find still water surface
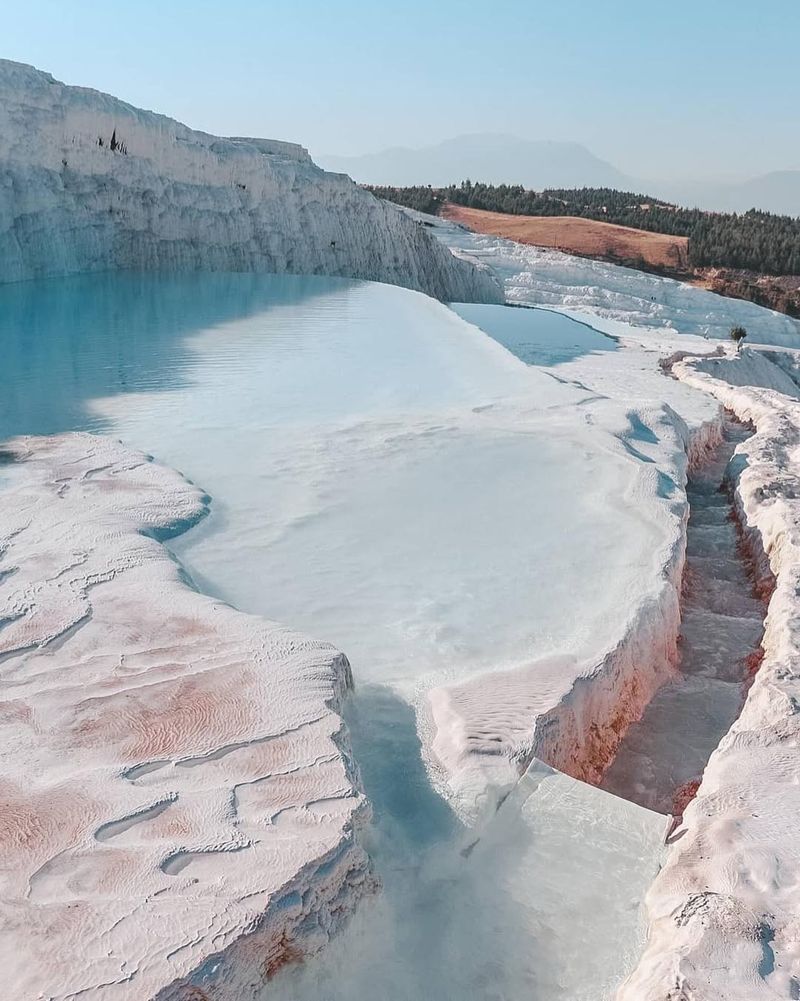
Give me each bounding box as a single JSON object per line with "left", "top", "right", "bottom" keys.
{"left": 0, "top": 272, "right": 662, "bottom": 1000}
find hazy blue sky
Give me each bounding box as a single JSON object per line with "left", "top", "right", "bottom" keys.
{"left": 4, "top": 0, "right": 799, "bottom": 180}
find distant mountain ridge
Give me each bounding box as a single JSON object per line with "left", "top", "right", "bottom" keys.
{"left": 317, "top": 133, "right": 634, "bottom": 190}
{"left": 667, "top": 171, "right": 800, "bottom": 218}
{"left": 317, "top": 134, "right": 800, "bottom": 218}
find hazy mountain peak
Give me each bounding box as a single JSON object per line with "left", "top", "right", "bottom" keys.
{"left": 315, "top": 133, "right": 800, "bottom": 217}
{"left": 316, "top": 133, "right": 633, "bottom": 189}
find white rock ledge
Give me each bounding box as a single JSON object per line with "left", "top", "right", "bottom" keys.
{"left": 0, "top": 433, "right": 371, "bottom": 1001}
{"left": 426, "top": 411, "right": 725, "bottom": 822}
{"left": 621, "top": 348, "right": 800, "bottom": 999}
{"left": 0, "top": 60, "right": 501, "bottom": 304}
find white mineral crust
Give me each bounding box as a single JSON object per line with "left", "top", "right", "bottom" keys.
{"left": 620, "top": 347, "right": 800, "bottom": 999}
{"left": 0, "top": 60, "right": 500, "bottom": 303}
{"left": 0, "top": 433, "right": 371, "bottom": 1001}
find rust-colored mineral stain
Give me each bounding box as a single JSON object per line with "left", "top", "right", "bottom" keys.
{"left": 672, "top": 778, "right": 702, "bottom": 819}
{"left": 72, "top": 671, "right": 257, "bottom": 760}
{"left": 743, "top": 648, "right": 765, "bottom": 682}
{"left": 176, "top": 988, "right": 211, "bottom": 1001}
{"left": 263, "top": 932, "right": 306, "bottom": 979}
{"left": 168, "top": 615, "right": 216, "bottom": 639}
{"left": 0, "top": 699, "right": 33, "bottom": 724}
{"left": 0, "top": 781, "right": 94, "bottom": 864}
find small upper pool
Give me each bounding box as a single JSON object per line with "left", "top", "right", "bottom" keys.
{"left": 450, "top": 302, "right": 616, "bottom": 366}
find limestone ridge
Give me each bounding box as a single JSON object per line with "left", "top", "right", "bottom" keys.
{"left": 0, "top": 60, "right": 501, "bottom": 302}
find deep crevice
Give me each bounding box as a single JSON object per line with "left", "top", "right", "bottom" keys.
{"left": 600, "top": 413, "right": 775, "bottom": 818}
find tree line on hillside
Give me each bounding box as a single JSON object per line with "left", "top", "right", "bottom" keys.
{"left": 689, "top": 213, "right": 800, "bottom": 274}
{"left": 448, "top": 182, "right": 704, "bottom": 237}
{"left": 366, "top": 181, "right": 800, "bottom": 276}
{"left": 366, "top": 185, "right": 446, "bottom": 215}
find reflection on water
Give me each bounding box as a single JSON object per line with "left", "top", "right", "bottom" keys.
{"left": 0, "top": 271, "right": 344, "bottom": 439}
{"left": 450, "top": 302, "right": 616, "bottom": 367}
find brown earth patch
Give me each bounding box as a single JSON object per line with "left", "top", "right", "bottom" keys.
{"left": 441, "top": 203, "right": 800, "bottom": 319}
{"left": 693, "top": 268, "right": 800, "bottom": 319}
{"left": 441, "top": 203, "right": 690, "bottom": 272}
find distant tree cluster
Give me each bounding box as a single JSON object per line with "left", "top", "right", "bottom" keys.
{"left": 369, "top": 180, "right": 800, "bottom": 276}
{"left": 688, "top": 210, "right": 800, "bottom": 274}
{"left": 445, "top": 181, "right": 704, "bottom": 237}
{"left": 365, "top": 184, "right": 444, "bottom": 215}
{"left": 730, "top": 325, "right": 747, "bottom": 352}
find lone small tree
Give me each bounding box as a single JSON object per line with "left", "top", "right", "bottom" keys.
{"left": 730, "top": 325, "right": 747, "bottom": 353}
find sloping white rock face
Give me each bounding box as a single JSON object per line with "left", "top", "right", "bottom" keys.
{"left": 620, "top": 348, "right": 800, "bottom": 999}
{"left": 688, "top": 343, "right": 800, "bottom": 399}
{"left": 0, "top": 433, "right": 370, "bottom": 1001}
{"left": 420, "top": 210, "right": 800, "bottom": 344}
{"left": 425, "top": 404, "right": 723, "bottom": 820}
{"left": 0, "top": 60, "right": 500, "bottom": 302}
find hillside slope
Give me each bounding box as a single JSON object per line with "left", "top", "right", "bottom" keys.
{"left": 441, "top": 202, "right": 800, "bottom": 317}
{"left": 442, "top": 203, "right": 690, "bottom": 272}
{"left": 0, "top": 61, "right": 499, "bottom": 302}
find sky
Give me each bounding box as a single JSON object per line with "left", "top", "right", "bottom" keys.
{"left": 4, "top": 0, "right": 799, "bottom": 181}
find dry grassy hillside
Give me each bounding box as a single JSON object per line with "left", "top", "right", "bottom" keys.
{"left": 441, "top": 203, "right": 690, "bottom": 273}
{"left": 441, "top": 202, "right": 800, "bottom": 317}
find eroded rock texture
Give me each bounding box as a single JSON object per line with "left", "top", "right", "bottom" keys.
{"left": 0, "top": 433, "right": 371, "bottom": 1001}
{"left": 0, "top": 60, "right": 500, "bottom": 303}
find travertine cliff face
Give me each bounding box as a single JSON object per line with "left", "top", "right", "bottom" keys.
{"left": 0, "top": 60, "right": 500, "bottom": 302}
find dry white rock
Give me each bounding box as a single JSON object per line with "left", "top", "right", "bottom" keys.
{"left": 0, "top": 60, "right": 500, "bottom": 303}
{"left": 620, "top": 347, "right": 800, "bottom": 999}
{"left": 0, "top": 433, "right": 371, "bottom": 1001}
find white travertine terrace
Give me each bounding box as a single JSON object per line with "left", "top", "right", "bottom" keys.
{"left": 425, "top": 409, "right": 725, "bottom": 820}
{"left": 0, "top": 60, "right": 500, "bottom": 303}
{"left": 421, "top": 210, "right": 800, "bottom": 344}
{"left": 620, "top": 347, "right": 800, "bottom": 999}
{"left": 6, "top": 127, "right": 800, "bottom": 995}
{"left": 0, "top": 433, "right": 370, "bottom": 1001}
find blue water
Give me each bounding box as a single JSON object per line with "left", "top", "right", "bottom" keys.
{"left": 0, "top": 272, "right": 644, "bottom": 695}
{"left": 0, "top": 271, "right": 358, "bottom": 440}
{"left": 0, "top": 272, "right": 662, "bottom": 1001}
{"left": 450, "top": 302, "right": 616, "bottom": 366}
{"left": 0, "top": 276, "right": 613, "bottom": 441}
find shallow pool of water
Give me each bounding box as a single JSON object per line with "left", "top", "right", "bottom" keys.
{"left": 0, "top": 271, "right": 666, "bottom": 1000}
{"left": 449, "top": 302, "right": 616, "bottom": 367}
{"left": 0, "top": 271, "right": 652, "bottom": 696}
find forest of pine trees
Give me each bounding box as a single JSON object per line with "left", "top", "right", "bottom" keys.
{"left": 366, "top": 185, "right": 445, "bottom": 215}
{"left": 366, "top": 181, "right": 800, "bottom": 276}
